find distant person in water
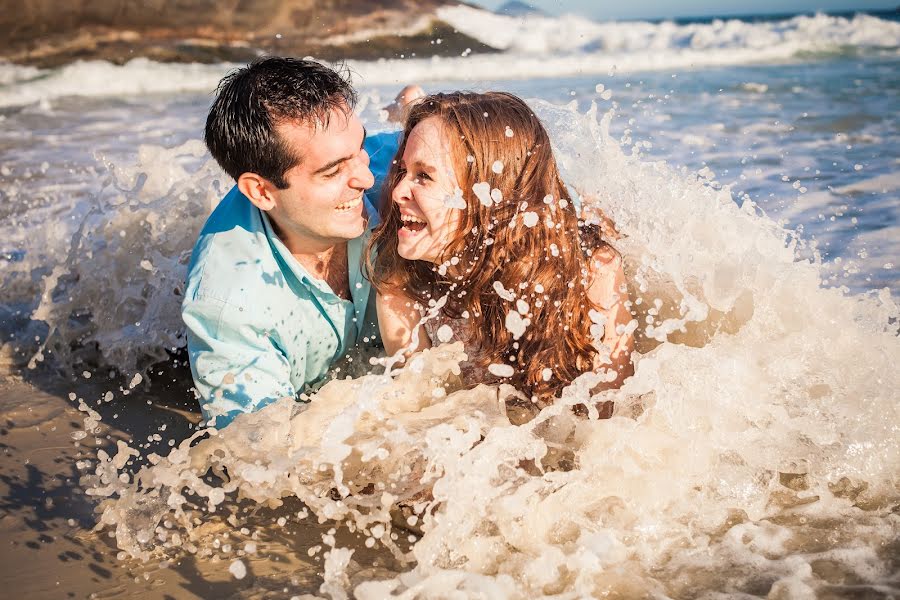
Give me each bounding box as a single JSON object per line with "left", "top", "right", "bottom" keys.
{"left": 182, "top": 56, "right": 422, "bottom": 428}
{"left": 368, "top": 92, "right": 634, "bottom": 407}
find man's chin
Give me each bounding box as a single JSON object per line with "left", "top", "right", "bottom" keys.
{"left": 336, "top": 218, "right": 367, "bottom": 240}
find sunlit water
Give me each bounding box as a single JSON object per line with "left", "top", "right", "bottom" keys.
{"left": 1, "top": 10, "right": 898, "bottom": 599}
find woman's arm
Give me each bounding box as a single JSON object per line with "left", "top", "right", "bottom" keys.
{"left": 586, "top": 245, "right": 635, "bottom": 387}
{"left": 377, "top": 289, "right": 432, "bottom": 358}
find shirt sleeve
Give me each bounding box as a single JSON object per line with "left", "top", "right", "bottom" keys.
{"left": 182, "top": 293, "right": 297, "bottom": 429}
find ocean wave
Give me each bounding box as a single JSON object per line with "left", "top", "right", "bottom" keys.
{"left": 0, "top": 12, "right": 897, "bottom": 107}
{"left": 0, "top": 58, "right": 234, "bottom": 108}
{"left": 437, "top": 7, "right": 900, "bottom": 56}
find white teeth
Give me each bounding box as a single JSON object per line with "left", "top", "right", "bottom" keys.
{"left": 400, "top": 214, "right": 426, "bottom": 224}
{"left": 335, "top": 196, "right": 362, "bottom": 211}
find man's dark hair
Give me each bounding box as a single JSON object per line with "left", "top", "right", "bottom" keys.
{"left": 204, "top": 57, "right": 357, "bottom": 189}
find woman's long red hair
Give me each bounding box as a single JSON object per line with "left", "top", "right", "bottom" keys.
{"left": 367, "top": 91, "right": 608, "bottom": 402}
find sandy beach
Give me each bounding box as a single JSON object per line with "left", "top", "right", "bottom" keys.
{"left": 0, "top": 366, "right": 412, "bottom": 598}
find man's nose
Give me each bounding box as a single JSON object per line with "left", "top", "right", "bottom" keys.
{"left": 349, "top": 149, "right": 375, "bottom": 190}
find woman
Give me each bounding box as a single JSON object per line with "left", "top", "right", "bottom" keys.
{"left": 367, "top": 92, "right": 633, "bottom": 406}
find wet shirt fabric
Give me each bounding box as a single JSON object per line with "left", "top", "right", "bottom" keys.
{"left": 182, "top": 131, "right": 399, "bottom": 428}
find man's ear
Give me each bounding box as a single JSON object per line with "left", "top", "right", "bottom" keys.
{"left": 237, "top": 172, "right": 277, "bottom": 211}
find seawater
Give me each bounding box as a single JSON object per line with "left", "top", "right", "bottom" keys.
{"left": 0, "top": 10, "right": 898, "bottom": 599}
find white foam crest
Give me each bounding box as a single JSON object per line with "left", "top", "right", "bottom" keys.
{"left": 346, "top": 42, "right": 889, "bottom": 85}
{"left": 0, "top": 58, "right": 235, "bottom": 108}
{"left": 0, "top": 61, "right": 42, "bottom": 85}
{"left": 81, "top": 101, "right": 899, "bottom": 596}
{"left": 437, "top": 7, "right": 900, "bottom": 56}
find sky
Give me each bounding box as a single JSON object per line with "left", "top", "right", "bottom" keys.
{"left": 468, "top": 0, "right": 898, "bottom": 21}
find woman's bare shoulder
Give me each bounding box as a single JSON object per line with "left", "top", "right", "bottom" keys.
{"left": 587, "top": 243, "right": 626, "bottom": 310}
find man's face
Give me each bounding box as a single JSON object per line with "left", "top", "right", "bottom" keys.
{"left": 267, "top": 107, "right": 374, "bottom": 250}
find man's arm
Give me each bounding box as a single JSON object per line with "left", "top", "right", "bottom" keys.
{"left": 383, "top": 84, "right": 425, "bottom": 123}
{"left": 183, "top": 294, "right": 296, "bottom": 429}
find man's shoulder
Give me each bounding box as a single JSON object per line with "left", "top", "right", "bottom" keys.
{"left": 364, "top": 130, "right": 401, "bottom": 218}
{"left": 197, "top": 185, "right": 261, "bottom": 240}
{"left": 185, "top": 186, "right": 280, "bottom": 304}
{"left": 365, "top": 130, "right": 400, "bottom": 162}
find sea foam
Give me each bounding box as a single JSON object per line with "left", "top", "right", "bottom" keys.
{"left": 72, "top": 101, "right": 900, "bottom": 597}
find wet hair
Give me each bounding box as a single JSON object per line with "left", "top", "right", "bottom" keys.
{"left": 204, "top": 56, "right": 357, "bottom": 189}
{"left": 368, "top": 91, "right": 610, "bottom": 402}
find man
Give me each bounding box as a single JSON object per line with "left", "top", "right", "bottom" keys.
{"left": 183, "top": 57, "right": 420, "bottom": 428}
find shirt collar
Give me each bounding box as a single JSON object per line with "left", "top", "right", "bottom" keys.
{"left": 258, "top": 203, "right": 376, "bottom": 309}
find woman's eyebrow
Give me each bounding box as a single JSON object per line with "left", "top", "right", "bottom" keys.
{"left": 409, "top": 159, "right": 436, "bottom": 172}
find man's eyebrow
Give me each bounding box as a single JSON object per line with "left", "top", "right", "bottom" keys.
{"left": 312, "top": 127, "right": 367, "bottom": 175}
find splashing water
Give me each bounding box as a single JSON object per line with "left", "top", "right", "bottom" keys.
{"left": 19, "top": 140, "right": 222, "bottom": 375}
{"left": 70, "top": 102, "right": 900, "bottom": 597}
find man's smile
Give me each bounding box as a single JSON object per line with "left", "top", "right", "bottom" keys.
{"left": 335, "top": 194, "right": 363, "bottom": 212}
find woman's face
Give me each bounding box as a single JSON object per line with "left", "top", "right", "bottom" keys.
{"left": 392, "top": 116, "right": 463, "bottom": 264}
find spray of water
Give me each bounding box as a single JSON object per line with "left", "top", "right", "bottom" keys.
{"left": 53, "top": 101, "right": 900, "bottom": 597}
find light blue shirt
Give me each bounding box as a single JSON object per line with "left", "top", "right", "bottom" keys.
{"left": 182, "top": 131, "right": 398, "bottom": 428}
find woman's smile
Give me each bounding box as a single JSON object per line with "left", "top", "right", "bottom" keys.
{"left": 399, "top": 212, "right": 428, "bottom": 234}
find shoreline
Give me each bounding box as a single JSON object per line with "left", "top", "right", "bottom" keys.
{"left": 1, "top": 0, "right": 499, "bottom": 70}
{"left": 1, "top": 20, "right": 499, "bottom": 70}
{"left": 2, "top": 5, "right": 897, "bottom": 70}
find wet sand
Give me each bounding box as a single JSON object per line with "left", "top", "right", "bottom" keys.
{"left": 0, "top": 367, "right": 400, "bottom": 599}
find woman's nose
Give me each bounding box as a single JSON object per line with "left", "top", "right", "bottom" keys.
{"left": 392, "top": 174, "right": 410, "bottom": 204}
